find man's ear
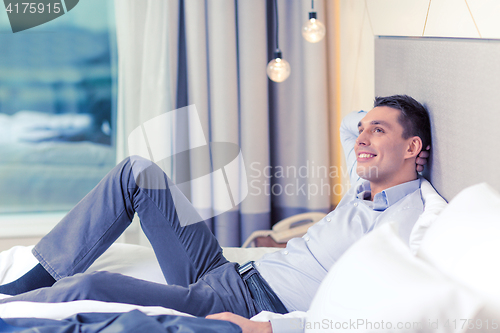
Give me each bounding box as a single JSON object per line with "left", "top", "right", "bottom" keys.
{"left": 405, "top": 136, "right": 423, "bottom": 159}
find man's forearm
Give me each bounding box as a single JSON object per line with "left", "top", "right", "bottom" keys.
{"left": 206, "top": 312, "right": 273, "bottom": 333}
{"left": 207, "top": 312, "right": 307, "bottom": 333}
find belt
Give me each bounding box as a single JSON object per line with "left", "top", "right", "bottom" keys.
{"left": 237, "top": 261, "right": 288, "bottom": 314}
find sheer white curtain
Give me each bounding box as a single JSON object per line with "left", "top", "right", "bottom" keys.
{"left": 115, "top": 0, "right": 331, "bottom": 247}
{"left": 115, "top": 1, "right": 179, "bottom": 163}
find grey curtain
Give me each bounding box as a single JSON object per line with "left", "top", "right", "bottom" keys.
{"left": 116, "top": 0, "right": 331, "bottom": 246}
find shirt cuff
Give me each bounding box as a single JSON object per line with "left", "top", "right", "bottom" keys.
{"left": 270, "top": 318, "right": 306, "bottom": 333}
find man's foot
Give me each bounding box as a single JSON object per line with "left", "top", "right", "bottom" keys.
{"left": 0, "top": 263, "right": 56, "bottom": 295}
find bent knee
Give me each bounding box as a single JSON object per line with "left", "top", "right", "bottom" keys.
{"left": 129, "top": 156, "right": 169, "bottom": 190}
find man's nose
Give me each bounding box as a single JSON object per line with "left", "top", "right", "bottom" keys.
{"left": 356, "top": 131, "right": 370, "bottom": 146}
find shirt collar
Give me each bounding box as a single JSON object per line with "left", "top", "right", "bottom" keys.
{"left": 356, "top": 178, "right": 421, "bottom": 211}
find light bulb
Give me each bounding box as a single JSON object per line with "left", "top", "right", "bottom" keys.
{"left": 267, "top": 51, "right": 291, "bottom": 82}
{"left": 302, "top": 12, "right": 326, "bottom": 43}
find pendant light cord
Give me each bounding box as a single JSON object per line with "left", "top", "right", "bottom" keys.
{"left": 311, "top": 0, "right": 314, "bottom": 10}
{"left": 274, "top": 0, "right": 279, "bottom": 51}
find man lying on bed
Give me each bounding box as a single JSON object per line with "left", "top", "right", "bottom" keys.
{"left": 0, "top": 95, "right": 431, "bottom": 333}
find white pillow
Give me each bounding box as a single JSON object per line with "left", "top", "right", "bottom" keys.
{"left": 418, "top": 182, "right": 500, "bottom": 300}
{"left": 0, "top": 244, "right": 168, "bottom": 285}
{"left": 307, "top": 223, "right": 484, "bottom": 332}
{"left": 222, "top": 247, "right": 280, "bottom": 264}
{"left": 408, "top": 178, "right": 447, "bottom": 254}
{"left": 87, "top": 243, "right": 166, "bottom": 284}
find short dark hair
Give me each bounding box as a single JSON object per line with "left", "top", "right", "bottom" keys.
{"left": 374, "top": 95, "right": 431, "bottom": 151}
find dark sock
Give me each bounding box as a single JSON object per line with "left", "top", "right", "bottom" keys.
{"left": 0, "top": 263, "right": 56, "bottom": 295}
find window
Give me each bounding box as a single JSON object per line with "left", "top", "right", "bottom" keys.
{"left": 0, "top": 0, "right": 117, "bottom": 235}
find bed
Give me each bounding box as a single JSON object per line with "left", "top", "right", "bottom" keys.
{"left": 0, "top": 244, "right": 280, "bottom": 319}
{"left": 0, "top": 179, "right": 464, "bottom": 332}
{"left": 3, "top": 178, "right": 499, "bottom": 332}
{"left": 0, "top": 244, "right": 288, "bottom": 333}
{"left": 2, "top": 36, "right": 500, "bottom": 331}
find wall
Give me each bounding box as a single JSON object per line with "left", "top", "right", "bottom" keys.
{"left": 332, "top": 0, "right": 500, "bottom": 188}
{"left": 339, "top": 0, "right": 500, "bottom": 116}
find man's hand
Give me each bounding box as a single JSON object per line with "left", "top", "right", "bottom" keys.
{"left": 416, "top": 145, "right": 430, "bottom": 172}
{"left": 206, "top": 312, "right": 272, "bottom": 333}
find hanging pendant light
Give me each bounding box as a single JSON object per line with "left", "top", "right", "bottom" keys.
{"left": 267, "top": 0, "right": 290, "bottom": 82}
{"left": 267, "top": 50, "right": 291, "bottom": 83}
{"left": 302, "top": 0, "right": 326, "bottom": 43}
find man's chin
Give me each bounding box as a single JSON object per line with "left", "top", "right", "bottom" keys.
{"left": 356, "top": 166, "right": 380, "bottom": 180}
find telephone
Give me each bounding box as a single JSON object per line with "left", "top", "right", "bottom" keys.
{"left": 241, "top": 212, "right": 327, "bottom": 248}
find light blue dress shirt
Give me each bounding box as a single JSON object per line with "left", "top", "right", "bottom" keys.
{"left": 255, "top": 110, "right": 424, "bottom": 316}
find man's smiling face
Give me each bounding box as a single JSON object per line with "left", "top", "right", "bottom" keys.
{"left": 355, "top": 106, "right": 414, "bottom": 187}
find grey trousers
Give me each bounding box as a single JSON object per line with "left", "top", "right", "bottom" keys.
{"left": 0, "top": 157, "right": 258, "bottom": 318}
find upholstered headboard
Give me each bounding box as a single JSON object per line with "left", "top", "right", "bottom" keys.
{"left": 375, "top": 36, "right": 500, "bottom": 201}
